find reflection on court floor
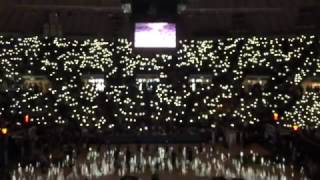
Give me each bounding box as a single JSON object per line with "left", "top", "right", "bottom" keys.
{"left": 11, "top": 144, "right": 308, "bottom": 180}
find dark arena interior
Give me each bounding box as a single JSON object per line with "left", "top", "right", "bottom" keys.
{"left": 0, "top": 0, "right": 320, "bottom": 179}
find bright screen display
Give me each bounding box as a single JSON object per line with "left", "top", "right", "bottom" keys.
{"left": 134, "top": 22, "right": 176, "bottom": 48}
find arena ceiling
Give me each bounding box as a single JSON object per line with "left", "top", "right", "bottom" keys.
{"left": 0, "top": 0, "right": 319, "bottom": 38}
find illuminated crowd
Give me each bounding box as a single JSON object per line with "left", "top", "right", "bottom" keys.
{"left": 0, "top": 35, "right": 320, "bottom": 131}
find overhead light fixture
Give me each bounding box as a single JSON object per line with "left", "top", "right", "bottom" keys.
{"left": 177, "top": 0, "right": 187, "bottom": 14}
{"left": 121, "top": 0, "right": 132, "bottom": 14}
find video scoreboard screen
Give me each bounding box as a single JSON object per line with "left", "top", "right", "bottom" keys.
{"left": 134, "top": 22, "right": 176, "bottom": 48}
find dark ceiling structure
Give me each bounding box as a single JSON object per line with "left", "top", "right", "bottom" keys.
{"left": 0, "top": 0, "right": 319, "bottom": 37}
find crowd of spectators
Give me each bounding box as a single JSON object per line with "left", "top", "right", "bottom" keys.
{"left": 0, "top": 35, "right": 319, "bottom": 132}
{"left": 0, "top": 34, "right": 319, "bottom": 178}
